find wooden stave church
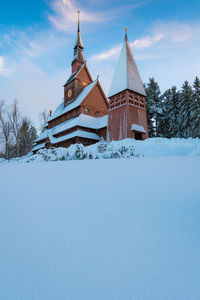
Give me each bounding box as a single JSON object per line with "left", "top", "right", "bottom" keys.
{"left": 32, "top": 15, "right": 149, "bottom": 154}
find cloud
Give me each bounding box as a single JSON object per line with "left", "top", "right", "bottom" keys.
{"left": 152, "top": 22, "right": 200, "bottom": 43}
{"left": 1, "top": 28, "right": 70, "bottom": 61}
{"left": 130, "top": 33, "right": 164, "bottom": 49}
{"left": 48, "top": 0, "right": 153, "bottom": 32}
{"left": 90, "top": 45, "right": 122, "bottom": 61}
{"left": 0, "top": 58, "right": 66, "bottom": 127}
{"left": 89, "top": 22, "right": 200, "bottom": 62}
{"left": 48, "top": 0, "right": 111, "bottom": 31}
{"left": 90, "top": 33, "right": 165, "bottom": 61}
{"left": 0, "top": 57, "right": 9, "bottom": 76}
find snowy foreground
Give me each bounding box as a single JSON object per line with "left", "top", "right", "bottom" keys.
{"left": 0, "top": 139, "right": 200, "bottom": 299}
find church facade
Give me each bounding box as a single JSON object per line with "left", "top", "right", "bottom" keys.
{"left": 32, "top": 16, "right": 148, "bottom": 154}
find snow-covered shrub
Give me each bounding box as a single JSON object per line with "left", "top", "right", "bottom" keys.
{"left": 97, "top": 137, "right": 107, "bottom": 153}
{"left": 118, "top": 146, "right": 128, "bottom": 155}
{"left": 88, "top": 153, "right": 93, "bottom": 159}
{"left": 17, "top": 137, "right": 200, "bottom": 163}
{"left": 110, "top": 151, "right": 121, "bottom": 159}
{"left": 128, "top": 145, "right": 135, "bottom": 157}
{"left": 73, "top": 144, "right": 88, "bottom": 160}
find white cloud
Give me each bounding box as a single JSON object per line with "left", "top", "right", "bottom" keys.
{"left": 152, "top": 22, "right": 200, "bottom": 43}
{"left": 90, "top": 45, "right": 122, "bottom": 61}
{"left": 89, "top": 21, "right": 200, "bottom": 62}
{"left": 0, "top": 58, "right": 66, "bottom": 127}
{"left": 130, "top": 33, "right": 164, "bottom": 49}
{"left": 48, "top": 0, "right": 111, "bottom": 31}
{"left": 90, "top": 33, "right": 165, "bottom": 61}
{"left": 2, "top": 28, "right": 70, "bottom": 61}
{"left": 0, "top": 57, "right": 9, "bottom": 76}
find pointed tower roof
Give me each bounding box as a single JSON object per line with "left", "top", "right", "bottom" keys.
{"left": 72, "top": 10, "right": 85, "bottom": 65}
{"left": 108, "top": 28, "right": 146, "bottom": 98}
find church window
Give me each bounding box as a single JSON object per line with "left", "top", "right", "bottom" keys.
{"left": 85, "top": 108, "right": 90, "bottom": 113}
{"left": 95, "top": 111, "right": 99, "bottom": 117}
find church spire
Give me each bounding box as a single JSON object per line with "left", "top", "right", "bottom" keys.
{"left": 72, "top": 10, "right": 85, "bottom": 71}
{"left": 108, "top": 28, "right": 146, "bottom": 97}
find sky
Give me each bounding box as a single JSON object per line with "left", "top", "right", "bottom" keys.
{"left": 0, "top": 0, "right": 200, "bottom": 127}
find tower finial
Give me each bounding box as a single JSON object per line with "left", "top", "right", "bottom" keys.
{"left": 77, "top": 10, "right": 80, "bottom": 32}
{"left": 125, "top": 27, "right": 128, "bottom": 41}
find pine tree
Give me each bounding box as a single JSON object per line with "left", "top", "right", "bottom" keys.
{"left": 160, "top": 89, "right": 171, "bottom": 138}
{"left": 191, "top": 77, "right": 200, "bottom": 137}
{"left": 18, "top": 118, "right": 37, "bottom": 156}
{"left": 145, "top": 78, "right": 162, "bottom": 137}
{"left": 179, "top": 81, "right": 193, "bottom": 138}
{"left": 166, "top": 86, "right": 180, "bottom": 137}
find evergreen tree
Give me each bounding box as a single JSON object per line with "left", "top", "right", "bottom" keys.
{"left": 18, "top": 118, "right": 37, "bottom": 156}
{"left": 160, "top": 89, "right": 171, "bottom": 138}
{"left": 191, "top": 77, "right": 200, "bottom": 137}
{"left": 145, "top": 78, "right": 162, "bottom": 137}
{"left": 179, "top": 81, "right": 193, "bottom": 138}
{"left": 166, "top": 86, "right": 180, "bottom": 137}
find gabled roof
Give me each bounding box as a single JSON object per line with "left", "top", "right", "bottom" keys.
{"left": 108, "top": 31, "right": 146, "bottom": 98}
{"left": 49, "top": 130, "right": 100, "bottom": 145}
{"left": 64, "top": 63, "right": 85, "bottom": 86}
{"left": 32, "top": 142, "right": 46, "bottom": 152}
{"left": 53, "top": 114, "right": 108, "bottom": 136}
{"left": 48, "top": 79, "right": 97, "bottom": 122}
{"left": 36, "top": 114, "right": 108, "bottom": 143}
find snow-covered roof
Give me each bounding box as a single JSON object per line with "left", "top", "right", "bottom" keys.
{"left": 48, "top": 80, "right": 97, "bottom": 122}
{"left": 35, "top": 114, "right": 107, "bottom": 145}
{"left": 32, "top": 142, "right": 46, "bottom": 152}
{"left": 64, "top": 63, "right": 85, "bottom": 86}
{"left": 131, "top": 124, "right": 146, "bottom": 133}
{"left": 49, "top": 130, "right": 100, "bottom": 144}
{"left": 53, "top": 114, "right": 108, "bottom": 136}
{"left": 35, "top": 130, "right": 48, "bottom": 143}
{"left": 108, "top": 35, "right": 146, "bottom": 98}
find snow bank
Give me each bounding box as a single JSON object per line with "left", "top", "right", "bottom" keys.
{"left": 0, "top": 156, "right": 200, "bottom": 299}
{"left": 13, "top": 137, "right": 200, "bottom": 163}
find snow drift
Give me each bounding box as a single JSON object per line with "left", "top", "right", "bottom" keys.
{"left": 19, "top": 137, "right": 200, "bottom": 162}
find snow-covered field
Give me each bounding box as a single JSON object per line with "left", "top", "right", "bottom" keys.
{"left": 0, "top": 139, "right": 200, "bottom": 299}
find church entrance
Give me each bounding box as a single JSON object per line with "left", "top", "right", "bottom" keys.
{"left": 134, "top": 131, "right": 143, "bottom": 140}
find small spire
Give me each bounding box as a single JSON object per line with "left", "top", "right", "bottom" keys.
{"left": 125, "top": 27, "right": 128, "bottom": 41}
{"left": 72, "top": 10, "right": 85, "bottom": 67}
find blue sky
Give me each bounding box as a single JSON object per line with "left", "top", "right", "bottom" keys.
{"left": 0, "top": 0, "right": 200, "bottom": 125}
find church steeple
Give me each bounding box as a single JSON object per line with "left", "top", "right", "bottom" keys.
{"left": 108, "top": 28, "right": 146, "bottom": 98}
{"left": 72, "top": 10, "right": 85, "bottom": 74}
{"left": 107, "top": 28, "right": 149, "bottom": 141}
